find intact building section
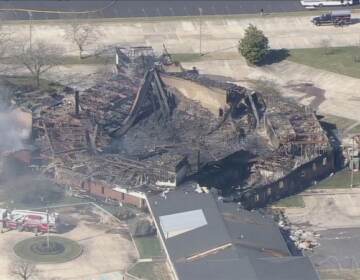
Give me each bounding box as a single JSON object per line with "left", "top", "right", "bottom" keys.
{"left": 146, "top": 186, "right": 320, "bottom": 280}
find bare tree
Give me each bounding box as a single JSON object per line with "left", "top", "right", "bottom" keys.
{"left": 0, "top": 25, "right": 10, "bottom": 58}
{"left": 320, "top": 39, "right": 332, "bottom": 55}
{"left": 0, "top": 12, "right": 12, "bottom": 57}
{"left": 64, "top": 18, "right": 101, "bottom": 59}
{"left": 0, "top": 16, "right": 13, "bottom": 74}
{"left": 14, "top": 40, "right": 63, "bottom": 88}
{"left": 10, "top": 260, "right": 37, "bottom": 280}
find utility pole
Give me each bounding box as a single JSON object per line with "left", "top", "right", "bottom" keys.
{"left": 199, "top": 8, "right": 202, "bottom": 56}
{"left": 351, "top": 137, "right": 354, "bottom": 188}
{"left": 46, "top": 208, "right": 50, "bottom": 249}
{"left": 28, "top": 11, "right": 33, "bottom": 52}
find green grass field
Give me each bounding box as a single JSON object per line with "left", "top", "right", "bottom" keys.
{"left": 288, "top": 47, "right": 360, "bottom": 79}
{"left": 349, "top": 124, "right": 360, "bottom": 134}
{"left": 3, "top": 75, "right": 63, "bottom": 91}
{"left": 134, "top": 236, "right": 164, "bottom": 259}
{"left": 320, "top": 114, "right": 358, "bottom": 133}
{"left": 171, "top": 51, "right": 241, "bottom": 63}
{"left": 273, "top": 195, "right": 305, "bottom": 208}
{"left": 2, "top": 55, "right": 112, "bottom": 66}
{"left": 14, "top": 236, "right": 83, "bottom": 264}
{"left": 312, "top": 169, "right": 360, "bottom": 189}
{"left": 128, "top": 262, "right": 169, "bottom": 280}
{"left": 0, "top": 175, "right": 89, "bottom": 209}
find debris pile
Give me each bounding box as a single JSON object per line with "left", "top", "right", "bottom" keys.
{"left": 7, "top": 46, "right": 334, "bottom": 209}
{"left": 278, "top": 211, "right": 320, "bottom": 251}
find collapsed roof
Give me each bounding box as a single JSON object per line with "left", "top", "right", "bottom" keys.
{"left": 27, "top": 46, "right": 331, "bottom": 198}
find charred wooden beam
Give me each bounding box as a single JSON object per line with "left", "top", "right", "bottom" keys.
{"left": 75, "top": 90, "right": 80, "bottom": 115}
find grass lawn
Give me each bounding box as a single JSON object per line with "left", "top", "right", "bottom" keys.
{"left": 171, "top": 51, "right": 241, "bottom": 63}
{"left": 14, "top": 236, "right": 83, "bottom": 264}
{"left": 3, "top": 75, "right": 63, "bottom": 92}
{"left": 1, "top": 190, "right": 88, "bottom": 210}
{"left": 273, "top": 195, "right": 305, "bottom": 208}
{"left": 59, "top": 55, "right": 113, "bottom": 65}
{"left": 312, "top": 168, "right": 360, "bottom": 189}
{"left": 171, "top": 53, "right": 203, "bottom": 63}
{"left": 349, "top": 124, "right": 360, "bottom": 134}
{"left": 288, "top": 46, "right": 360, "bottom": 79}
{"left": 0, "top": 175, "right": 89, "bottom": 209}
{"left": 128, "top": 262, "right": 169, "bottom": 280}
{"left": 2, "top": 55, "right": 112, "bottom": 66}
{"left": 134, "top": 236, "right": 164, "bottom": 259}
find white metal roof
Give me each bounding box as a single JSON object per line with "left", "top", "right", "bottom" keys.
{"left": 160, "top": 209, "right": 208, "bottom": 239}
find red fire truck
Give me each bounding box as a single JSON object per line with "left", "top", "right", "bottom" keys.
{"left": 0, "top": 209, "right": 58, "bottom": 233}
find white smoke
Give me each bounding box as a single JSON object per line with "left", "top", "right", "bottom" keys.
{"left": 0, "top": 108, "right": 32, "bottom": 153}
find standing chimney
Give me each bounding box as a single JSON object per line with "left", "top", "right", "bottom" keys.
{"left": 197, "top": 149, "right": 201, "bottom": 172}
{"left": 75, "top": 90, "right": 80, "bottom": 115}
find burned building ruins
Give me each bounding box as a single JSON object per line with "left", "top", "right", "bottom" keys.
{"left": 25, "top": 46, "right": 334, "bottom": 209}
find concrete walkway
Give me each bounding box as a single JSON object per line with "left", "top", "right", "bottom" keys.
{"left": 302, "top": 188, "right": 360, "bottom": 195}
{"left": 6, "top": 12, "right": 360, "bottom": 56}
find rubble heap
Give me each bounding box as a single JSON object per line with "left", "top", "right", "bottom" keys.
{"left": 24, "top": 46, "right": 334, "bottom": 209}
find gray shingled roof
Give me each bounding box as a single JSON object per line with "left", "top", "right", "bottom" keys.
{"left": 148, "top": 187, "right": 232, "bottom": 262}
{"left": 147, "top": 186, "right": 319, "bottom": 280}
{"left": 217, "top": 201, "right": 291, "bottom": 259}
{"left": 252, "top": 256, "right": 320, "bottom": 280}
{"left": 176, "top": 250, "right": 258, "bottom": 280}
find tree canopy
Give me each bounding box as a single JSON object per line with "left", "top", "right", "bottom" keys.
{"left": 14, "top": 41, "right": 63, "bottom": 88}
{"left": 238, "top": 24, "right": 269, "bottom": 65}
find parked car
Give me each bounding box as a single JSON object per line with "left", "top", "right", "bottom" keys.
{"left": 311, "top": 10, "right": 351, "bottom": 26}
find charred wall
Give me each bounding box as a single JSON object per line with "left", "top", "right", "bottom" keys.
{"left": 239, "top": 150, "right": 335, "bottom": 209}
{"left": 195, "top": 150, "right": 253, "bottom": 195}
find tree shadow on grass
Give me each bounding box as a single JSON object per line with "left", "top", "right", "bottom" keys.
{"left": 258, "top": 48, "right": 290, "bottom": 66}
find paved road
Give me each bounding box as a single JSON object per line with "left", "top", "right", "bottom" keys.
{"left": 309, "top": 228, "right": 360, "bottom": 270}
{"left": 0, "top": 0, "right": 328, "bottom": 21}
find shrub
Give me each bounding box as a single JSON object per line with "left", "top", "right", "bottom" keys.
{"left": 238, "top": 24, "right": 269, "bottom": 65}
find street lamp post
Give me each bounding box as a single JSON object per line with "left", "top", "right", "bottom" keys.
{"left": 199, "top": 8, "right": 202, "bottom": 56}
{"left": 28, "top": 11, "right": 33, "bottom": 51}
{"left": 46, "top": 208, "right": 50, "bottom": 249}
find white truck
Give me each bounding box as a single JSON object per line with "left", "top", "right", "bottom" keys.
{"left": 301, "top": 0, "right": 353, "bottom": 7}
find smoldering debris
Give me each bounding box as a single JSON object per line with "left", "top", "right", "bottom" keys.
{"left": 0, "top": 108, "right": 32, "bottom": 152}
{"left": 2, "top": 45, "right": 334, "bottom": 211}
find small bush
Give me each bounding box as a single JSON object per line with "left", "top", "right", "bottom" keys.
{"left": 132, "top": 219, "right": 156, "bottom": 237}
{"left": 115, "top": 207, "right": 135, "bottom": 220}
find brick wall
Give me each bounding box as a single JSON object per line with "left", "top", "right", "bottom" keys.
{"left": 88, "top": 180, "right": 145, "bottom": 208}
{"left": 54, "top": 167, "right": 146, "bottom": 209}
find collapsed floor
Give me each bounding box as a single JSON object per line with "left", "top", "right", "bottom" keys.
{"left": 5, "top": 47, "right": 335, "bottom": 209}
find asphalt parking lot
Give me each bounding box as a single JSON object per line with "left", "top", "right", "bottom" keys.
{"left": 309, "top": 228, "right": 360, "bottom": 270}
{"left": 1, "top": 0, "right": 359, "bottom": 22}
{"left": 0, "top": 0, "right": 320, "bottom": 21}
